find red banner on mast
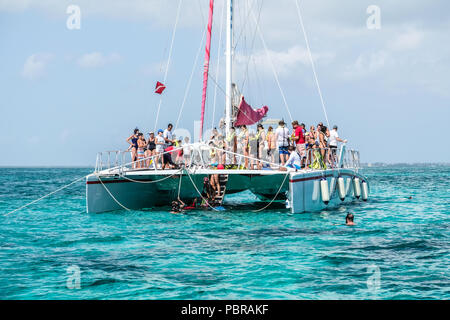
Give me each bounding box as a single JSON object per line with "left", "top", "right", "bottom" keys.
{"left": 200, "top": 0, "right": 214, "bottom": 141}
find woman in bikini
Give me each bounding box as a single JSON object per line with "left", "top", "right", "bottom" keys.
{"left": 238, "top": 125, "right": 249, "bottom": 169}
{"left": 126, "top": 128, "right": 140, "bottom": 168}
{"left": 146, "top": 132, "right": 156, "bottom": 168}
{"left": 136, "top": 133, "right": 146, "bottom": 168}
{"left": 266, "top": 126, "right": 276, "bottom": 164}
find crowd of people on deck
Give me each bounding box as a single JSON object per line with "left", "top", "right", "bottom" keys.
{"left": 126, "top": 120, "right": 347, "bottom": 171}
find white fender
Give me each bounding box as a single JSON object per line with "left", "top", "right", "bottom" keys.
{"left": 353, "top": 177, "right": 361, "bottom": 199}
{"left": 361, "top": 181, "right": 369, "bottom": 201}
{"left": 337, "top": 177, "right": 346, "bottom": 201}
{"left": 320, "top": 178, "right": 330, "bottom": 205}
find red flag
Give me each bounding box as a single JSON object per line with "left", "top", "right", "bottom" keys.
{"left": 155, "top": 81, "right": 166, "bottom": 94}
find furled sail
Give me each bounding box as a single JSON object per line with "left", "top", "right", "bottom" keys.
{"left": 234, "top": 96, "right": 269, "bottom": 126}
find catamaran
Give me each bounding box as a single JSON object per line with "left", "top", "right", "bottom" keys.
{"left": 86, "top": 0, "right": 369, "bottom": 214}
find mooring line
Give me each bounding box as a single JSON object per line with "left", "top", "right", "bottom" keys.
{"left": 3, "top": 175, "right": 87, "bottom": 217}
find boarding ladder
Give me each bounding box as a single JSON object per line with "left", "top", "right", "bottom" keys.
{"left": 213, "top": 174, "right": 229, "bottom": 206}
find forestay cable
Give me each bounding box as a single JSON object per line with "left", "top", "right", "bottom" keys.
{"left": 175, "top": 27, "right": 207, "bottom": 129}
{"left": 293, "top": 0, "right": 330, "bottom": 128}
{"left": 211, "top": 3, "right": 225, "bottom": 130}
{"left": 250, "top": 5, "right": 293, "bottom": 123}
{"left": 154, "top": 0, "right": 184, "bottom": 132}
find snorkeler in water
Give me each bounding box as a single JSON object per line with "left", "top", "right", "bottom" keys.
{"left": 346, "top": 213, "right": 356, "bottom": 226}
{"left": 170, "top": 198, "right": 198, "bottom": 214}
{"left": 170, "top": 199, "right": 185, "bottom": 214}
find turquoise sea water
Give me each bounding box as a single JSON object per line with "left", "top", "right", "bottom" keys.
{"left": 0, "top": 166, "right": 448, "bottom": 300}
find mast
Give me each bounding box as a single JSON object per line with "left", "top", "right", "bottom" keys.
{"left": 225, "top": 0, "right": 233, "bottom": 136}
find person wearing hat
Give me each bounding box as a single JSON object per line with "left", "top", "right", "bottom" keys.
{"left": 275, "top": 120, "right": 290, "bottom": 165}
{"left": 155, "top": 129, "right": 165, "bottom": 169}
{"left": 291, "top": 120, "right": 306, "bottom": 167}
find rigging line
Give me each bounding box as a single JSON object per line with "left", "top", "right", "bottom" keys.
{"left": 294, "top": 0, "right": 330, "bottom": 128}
{"left": 208, "top": 70, "right": 228, "bottom": 98}
{"left": 119, "top": 170, "right": 183, "bottom": 184}
{"left": 154, "top": 0, "right": 184, "bottom": 132}
{"left": 250, "top": 7, "right": 293, "bottom": 123}
{"left": 233, "top": 0, "right": 258, "bottom": 52}
{"left": 4, "top": 175, "right": 87, "bottom": 217}
{"left": 96, "top": 174, "right": 131, "bottom": 211}
{"left": 184, "top": 168, "right": 220, "bottom": 211}
{"left": 211, "top": 2, "right": 226, "bottom": 130}
{"left": 204, "top": 70, "right": 257, "bottom": 126}
{"left": 177, "top": 171, "right": 182, "bottom": 199}
{"left": 240, "top": 0, "right": 264, "bottom": 92}
{"left": 175, "top": 27, "right": 207, "bottom": 129}
{"left": 252, "top": 172, "right": 289, "bottom": 212}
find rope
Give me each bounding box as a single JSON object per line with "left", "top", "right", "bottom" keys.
{"left": 177, "top": 171, "right": 183, "bottom": 199}
{"left": 154, "top": 0, "right": 183, "bottom": 132}
{"left": 293, "top": 0, "right": 330, "bottom": 128}
{"left": 3, "top": 175, "right": 87, "bottom": 217}
{"left": 240, "top": 0, "right": 264, "bottom": 92}
{"left": 175, "top": 27, "right": 207, "bottom": 129}
{"left": 185, "top": 168, "right": 220, "bottom": 211}
{"left": 118, "top": 169, "right": 182, "bottom": 184}
{"left": 96, "top": 174, "right": 131, "bottom": 211}
{"left": 252, "top": 172, "right": 289, "bottom": 212}
{"left": 211, "top": 3, "right": 225, "bottom": 130}
{"left": 250, "top": 7, "right": 293, "bottom": 123}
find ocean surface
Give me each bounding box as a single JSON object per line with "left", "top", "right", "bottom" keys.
{"left": 0, "top": 166, "right": 448, "bottom": 300}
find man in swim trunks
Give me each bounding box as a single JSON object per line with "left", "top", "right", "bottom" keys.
{"left": 275, "top": 120, "right": 290, "bottom": 165}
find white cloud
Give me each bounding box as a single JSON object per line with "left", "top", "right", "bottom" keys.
{"left": 77, "top": 52, "right": 121, "bottom": 68}
{"left": 235, "top": 45, "right": 335, "bottom": 78}
{"left": 389, "top": 29, "right": 424, "bottom": 51}
{"left": 21, "top": 53, "right": 53, "bottom": 80}
{"left": 141, "top": 60, "right": 167, "bottom": 77}
{"left": 343, "top": 51, "right": 391, "bottom": 78}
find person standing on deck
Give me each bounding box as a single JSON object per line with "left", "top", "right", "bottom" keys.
{"left": 238, "top": 125, "right": 250, "bottom": 169}
{"left": 266, "top": 126, "right": 276, "bottom": 164}
{"left": 226, "top": 127, "right": 237, "bottom": 164}
{"left": 275, "top": 120, "right": 290, "bottom": 165}
{"left": 126, "top": 128, "right": 140, "bottom": 168}
{"left": 291, "top": 120, "right": 306, "bottom": 167}
{"left": 136, "top": 133, "right": 146, "bottom": 169}
{"left": 163, "top": 123, "right": 175, "bottom": 148}
{"left": 328, "top": 125, "right": 347, "bottom": 167}
{"left": 146, "top": 132, "right": 156, "bottom": 168}
{"left": 248, "top": 131, "right": 259, "bottom": 169}
{"left": 155, "top": 129, "right": 165, "bottom": 169}
{"left": 256, "top": 124, "right": 266, "bottom": 165}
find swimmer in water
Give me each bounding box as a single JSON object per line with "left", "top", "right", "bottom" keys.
{"left": 170, "top": 199, "right": 185, "bottom": 214}
{"left": 346, "top": 213, "right": 356, "bottom": 226}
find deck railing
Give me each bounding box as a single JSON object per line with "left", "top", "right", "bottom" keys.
{"left": 94, "top": 143, "right": 361, "bottom": 174}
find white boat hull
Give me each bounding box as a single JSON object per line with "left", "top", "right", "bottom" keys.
{"left": 288, "top": 168, "right": 369, "bottom": 213}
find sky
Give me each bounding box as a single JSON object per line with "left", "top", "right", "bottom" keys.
{"left": 0, "top": 0, "right": 449, "bottom": 166}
